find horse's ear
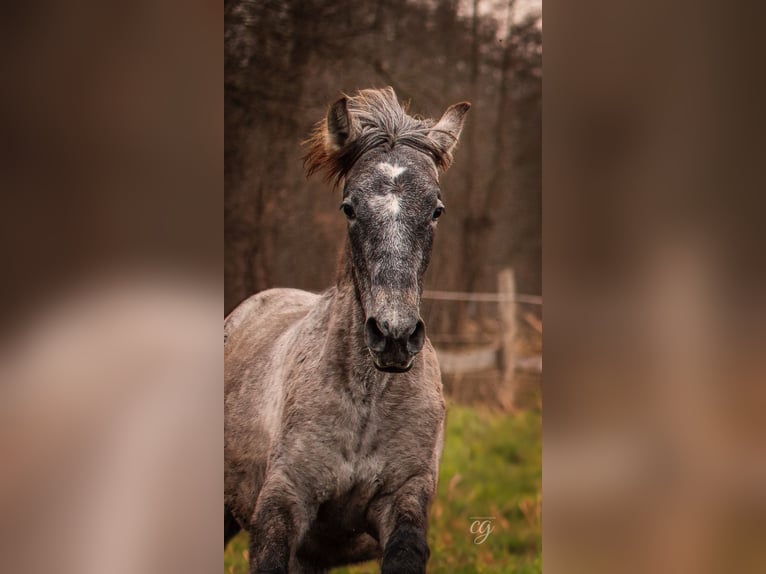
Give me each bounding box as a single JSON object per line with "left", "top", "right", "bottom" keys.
{"left": 326, "top": 97, "right": 353, "bottom": 152}
{"left": 428, "top": 102, "right": 471, "bottom": 169}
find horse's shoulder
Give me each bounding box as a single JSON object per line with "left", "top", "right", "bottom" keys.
{"left": 225, "top": 288, "right": 322, "bottom": 344}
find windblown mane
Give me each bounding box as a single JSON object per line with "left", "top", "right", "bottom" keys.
{"left": 303, "top": 87, "right": 457, "bottom": 187}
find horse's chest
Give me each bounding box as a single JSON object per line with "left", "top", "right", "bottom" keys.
{"left": 316, "top": 451, "right": 383, "bottom": 536}
{"left": 306, "top": 398, "right": 417, "bottom": 503}
{"left": 333, "top": 420, "right": 384, "bottom": 489}
{"left": 318, "top": 403, "right": 386, "bottom": 490}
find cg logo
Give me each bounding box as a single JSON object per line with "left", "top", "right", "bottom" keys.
{"left": 468, "top": 516, "right": 495, "bottom": 544}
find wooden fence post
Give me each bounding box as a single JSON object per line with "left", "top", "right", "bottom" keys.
{"left": 497, "top": 268, "right": 517, "bottom": 403}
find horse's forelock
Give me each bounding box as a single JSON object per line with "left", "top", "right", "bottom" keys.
{"left": 302, "top": 88, "right": 446, "bottom": 188}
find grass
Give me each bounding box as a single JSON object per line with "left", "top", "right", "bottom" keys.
{"left": 224, "top": 403, "right": 541, "bottom": 574}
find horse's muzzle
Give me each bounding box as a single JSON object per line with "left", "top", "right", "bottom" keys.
{"left": 364, "top": 316, "right": 425, "bottom": 372}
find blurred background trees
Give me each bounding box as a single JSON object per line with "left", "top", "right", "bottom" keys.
{"left": 225, "top": 4, "right": 542, "bottom": 568}
{"left": 224, "top": 0, "right": 542, "bottom": 409}
{"left": 225, "top": 0, "right": 541, "bottom": 324}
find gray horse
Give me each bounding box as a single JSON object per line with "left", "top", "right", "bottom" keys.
{"left": 225, "top": 87, "right": 469, "bottom": 573}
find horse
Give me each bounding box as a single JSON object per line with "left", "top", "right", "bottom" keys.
{"left": 224, "top": 86, "right": 469, "bottom": 573}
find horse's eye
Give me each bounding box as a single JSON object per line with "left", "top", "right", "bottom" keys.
{"left": 432, "top": 206, "right": 445, "bottom": 220}
{"left": 340, "top": 202, "right": 356, "bottom": 219}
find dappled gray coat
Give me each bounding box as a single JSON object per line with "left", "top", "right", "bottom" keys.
{"left": 225, "top": 87, "right": 469, "bottom": 573}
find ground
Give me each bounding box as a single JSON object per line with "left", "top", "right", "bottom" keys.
{"left": 224, "top": 404, "right": 542, "bottom": 574}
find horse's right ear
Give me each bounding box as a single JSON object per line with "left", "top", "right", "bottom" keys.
{"left": 325, "top": 97, "right": 353, "bottom": 152}
{"left": 304, "top": 96, "right": 356, "bottom": 183}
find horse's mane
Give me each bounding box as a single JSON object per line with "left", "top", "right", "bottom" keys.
{"left": 303, "top": 87, "right": 456, "bottom": 187}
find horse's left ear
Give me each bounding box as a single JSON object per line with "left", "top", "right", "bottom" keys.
{"left": 428, "top": 102, "right": 471, "bottom": 168}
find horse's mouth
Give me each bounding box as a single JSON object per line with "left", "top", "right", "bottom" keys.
{"left": 369, "top": 350, "right": 415, "bottom": 373}
{"left": 375, "top": 362, "right": 413, "bottom": 373}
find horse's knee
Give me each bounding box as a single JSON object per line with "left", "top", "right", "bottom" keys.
{"left": 248, "top": 480, "right": 310, "bottom": 573}
{"left": 380, "top": 523, "right": 429, "bottom": 574}
{"left": 248, "top": 505, "right": 292, "bottom": 572}
{"left": 248, "top": 529, "right": 288, "bottom": 574}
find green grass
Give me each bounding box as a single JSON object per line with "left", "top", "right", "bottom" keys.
{"left": 224, "top": 404, "right": 541, "bottom": 573}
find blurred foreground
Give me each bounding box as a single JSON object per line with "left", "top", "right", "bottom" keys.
{"left": 544, "top": 0, "right": 766, "bottom": 571}
{"left": 0, "top": 274, "right": 221, "bottom": 574}
{"left": 0, "top": 2, "right": 221, "bottom": 572}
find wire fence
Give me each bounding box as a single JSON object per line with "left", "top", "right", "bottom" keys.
{"left": 423, "top": 290, "right": 542, "bottom": 305}
{"left": 423, "top": 269, "right": 542, "bottom": 382}
{"left": 420, "top": 270, "right": 542, "bottom": 409}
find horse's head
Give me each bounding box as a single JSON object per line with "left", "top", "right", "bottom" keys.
{"left": 305, "top": 88, "right": 469, "bottom": 372}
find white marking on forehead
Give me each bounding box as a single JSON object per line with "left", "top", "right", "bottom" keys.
{"left": 369, "top": 192, "right": 401, "bottom": 216}
{"left": 382, "top": 193, "right": 400, "bottom": 216}
{"left": 377, "top": 161, "right": 407, "bottom": 180}
{"left": 383, "top": 217, "right": 405, "bottom": 252}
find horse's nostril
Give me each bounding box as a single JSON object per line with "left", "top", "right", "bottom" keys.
{"left": 367, "top": 315, "right": 425, "bottom": 357}
{"left": 364, "top": 317, "right": 387, "bottom": 352}
{"left": 406, "top": 319, "right": 426, "bottom": 354}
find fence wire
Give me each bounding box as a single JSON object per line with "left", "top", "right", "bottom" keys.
{"left": 422, "top": 290, "right": 543, "bottom": 305}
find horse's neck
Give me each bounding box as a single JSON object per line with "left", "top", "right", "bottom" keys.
{"left": 331, "top": 253, "right": 365, "bottom": 353}
{"left": 324, "top": 247, "right": 377, "bottom": 390}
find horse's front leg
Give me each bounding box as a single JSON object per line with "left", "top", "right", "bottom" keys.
{"left": 248, "top": 471, "right": 312, "bottom": 574}
{"left": 373, "top": 474, "right": 435, "bottom": 574}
